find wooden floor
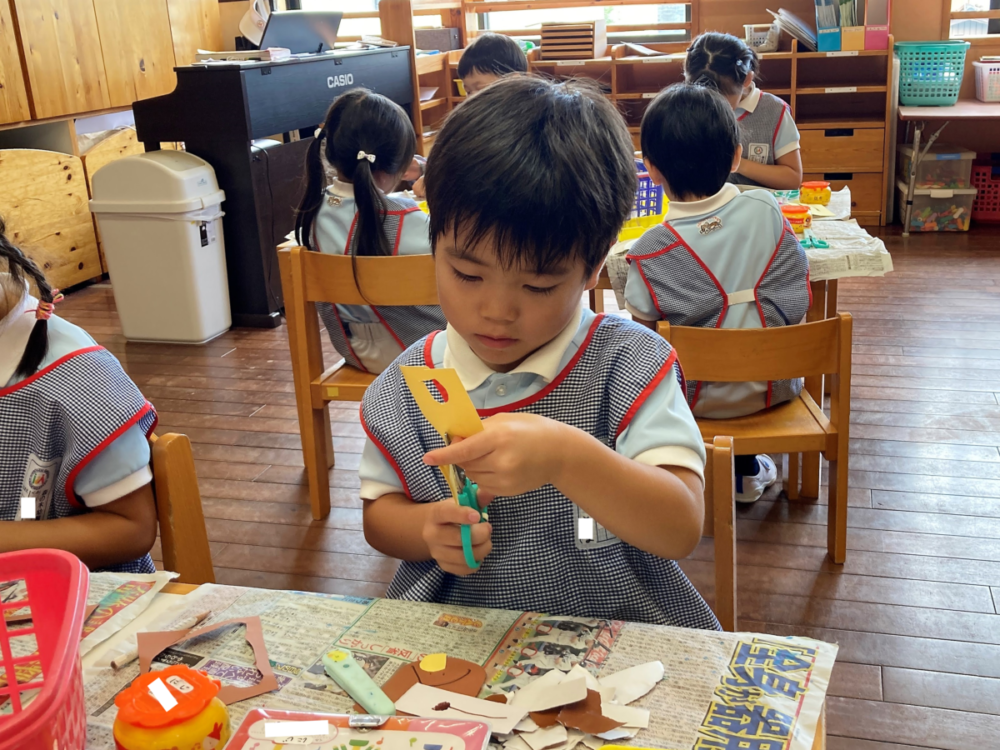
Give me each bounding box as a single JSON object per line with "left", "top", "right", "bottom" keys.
{"left": 61, "top": 227, "right": 1000, "bottom": 749}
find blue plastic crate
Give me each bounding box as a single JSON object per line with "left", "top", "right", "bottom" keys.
{"left": 633, "top": 159, "right": 663, "bottom": 219}
{"left": 895, "top": 41, "right": 970, "bottom": 107}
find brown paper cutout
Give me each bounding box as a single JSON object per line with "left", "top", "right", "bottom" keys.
{"left": 355, "top": 657, "right": 487, "bottom": 712}
{"left": 485, "top": 694, "right": 508, "bottom": 704}
{"left": 529, "top": 709, "right": 561, "bottom": 728}
{"left": 136, "top": 616, "right": 279, "bottom": 704}
{"left": 557, "top": 690, "right": 624, "bottom": 735}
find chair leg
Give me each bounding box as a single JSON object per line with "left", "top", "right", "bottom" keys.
{"left": 827, "top": 456, "right": 848, "bottom": 564}
{"left": 786, "top": 453, "right": 800, "bottom": 501}
{"left": 713, "top": 436, "right": 737, "bottom": 632}
{"left": 801, "top": 453, "right": 821, "bottom": 498}
{"left": 301, "top": 405, "right": 332, "bottom": 520}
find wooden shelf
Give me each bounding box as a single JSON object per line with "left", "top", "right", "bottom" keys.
{"left": 796, "top": 49, "right": 890, "bottom": 59}
{"left": 419, "top": 97, "right": 447, "bottom": 110}
{"left": 796, "top": 117, "right": 888, "bottom": 129}
{"left": 615, "top": 92, "right": 659, "bottom": 100}
{"left": 531, "top": 57, "right": 613, "bottom": 66}
{"left": 796, "top": 85, "right": 887, "bottom": 95}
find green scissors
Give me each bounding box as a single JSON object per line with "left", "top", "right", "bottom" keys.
{"left": 801, "top": 229, "right": 829, "bottom": 249}
{"left": 444, "top": 437, "right": 487, "bottom": 570}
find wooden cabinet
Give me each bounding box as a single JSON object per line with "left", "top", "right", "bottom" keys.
{"left": 165, "top": 0, "right": 222, "bottom": 67}
{"left": 94, "top": 0, "right": 177, "bottom": 107}
{"left": 12, "top": 0, "right": 111, "bottom": 118}
{"left": 800, "top": 128, "right": 886, "bottom": 173}
{"left": 0, "top": 0, "right": 30, "bottom": 124}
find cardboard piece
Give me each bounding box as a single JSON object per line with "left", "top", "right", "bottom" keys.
{"left": 396, "top": 684, "right": 527, "bottom": 735}
{"left": 487, "top": 693, "right": 509, "bottom": 704}
{"left": 598, "top": 661, "right": 664, "bottom": 705}
{"left": 601, "top": 703, "right": 650, "bottom": 729}
{"left": 515, "top": 717, "right": 540, "bottom": 732}
{"left": 512, "top": 670, "right": 588, "bottom": 712}
{"left": 137, "top": 617, "right": 279, "bottom": 704}
{"left": 375, "top": 657, "right": 487, "bottom": 708}
{"left": 595, "top": 726, "right": 637, "bottom": 741}
{"left": 580, "top": 735, "right": 602, "bottom": 750}
{"left": 521, "top": 725, "right": 567, "bottom": 750}
{"left": 556, "top": 690, "right": 623, "bottom": 736}
{"left": 529, "top": 708, "right": 561, "bottom": 728}
{"left": 504, "top": 737, "right": 532, "bottom": 750}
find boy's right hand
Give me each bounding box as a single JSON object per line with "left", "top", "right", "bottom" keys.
{"left": 422, "top": 499, "right": 493, "bottom": 576}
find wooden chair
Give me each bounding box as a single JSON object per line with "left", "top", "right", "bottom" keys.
{"left": 149, "top": 433, "right": 215, "bottom": 584}
{"left": 658, "top": 313, "right": 853, "bottom": 563}
{"left": 278, "top": 247, "right": 439, "bottom": 519}
{"left": 703, "top": 436, "right": 737, "bottom": 632}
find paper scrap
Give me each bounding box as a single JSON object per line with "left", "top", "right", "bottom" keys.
{"left": 521, "top": 725, "right": 568, "bottom": 750}
{"left": 148, "top": 678, "right": 177, "bottom": 712}
{"left": 596, "top": 726, "right": 637, "bottom": 741}
{"left": 529, "top": 709, "right": 560, "bottom": 728}
{"left": 557, "top": 690, "right": 623, "bottom": 735}
{"left": 601, "top": 703, "right": 650, "bottom": 728}
{"left": 512, "top": 670, "right": 588, "bottom": 712}
{"left": 19, "top": 497, "right": 34, "bottom": 519}
{"left": 265, "top": 721, "right": 329, "bottom": 738}
{"left": 515, "top": 717, "right": 540, "bottom": 733}
{"left": 510, "top": 668, "right": 563, "bottom": 707}
{"left": 138, "top": 617, "right": 279, "bottom": 704}
{"left": 565, "top": 665, "right": 601, "bottom": 693}
{"left": 580, "top": 735, "right": 602, "bottom": 750}
{"left": 562, "top": 729, "right": 586, "bottom": 750}
{"left": 420, "top": 653, "right": 448, "bottom": 673}
{"left": 504, "top": 737, "right": 532, "bottom": 750}
{"left": 396, "top": 683, "right": 527, "bottom": 735}
{"left": 599, "top": 660, "right": 664, "bottom": 705}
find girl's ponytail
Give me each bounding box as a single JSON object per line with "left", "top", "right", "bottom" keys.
{"left": 0, "top": 217, "right": 55, "bottom": 378}
{"left": 352, "top": 153, "right": 391, "bottom": 258}
{"left": 294, "top": 133, "right": 328, "bottom": 250}
{"left": 684, "top": 32, "right": 760, "bottom": 99}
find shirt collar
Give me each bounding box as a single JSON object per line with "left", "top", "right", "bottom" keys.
{"left": 665, "top": 183, "right": 741, "bottom": 221}
{"left": 736, "top": 83, "right": 761, "bottom": 114}
{"left": 443, "top": 306, "right": 584, "bottom": 391}
{"left": 0, "top": 291, "right": 37, "bottom": 385}
{"left": 326, "top": 178, "right": 356, "bottom": 199}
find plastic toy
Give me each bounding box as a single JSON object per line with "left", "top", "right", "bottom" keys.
{"left": 113, "top": 665, "right": 231, "bottom": 750}
{"left": 910, "top": 204, "right": 971, "bottom": 232}
{"left": 800, "top": 181, "right": 832, "bottom": 205}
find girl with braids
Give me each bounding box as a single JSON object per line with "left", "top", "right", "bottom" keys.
{"left": 296, "top": 88, "right": 445, "bottom": 375}
{"left": 684, "top": 32, "right": 803, "bottom": 190}
{"left": 0, "top": 219, "right": 158, "bottom": 572}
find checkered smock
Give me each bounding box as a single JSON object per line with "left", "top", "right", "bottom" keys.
{"left": 361, "top": 314, "right": 719, "bottom": 629}
{"left": 732, "top": 91, "right": 798, "bottom": 187}
{"left": 314, "top": 192, "right": 446, "bottom": 373}
{"left": 0, "top": 346, "right": 158, "bottom": 574}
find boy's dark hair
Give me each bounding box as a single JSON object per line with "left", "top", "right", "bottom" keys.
{"left": 683, "top": 31, "right": 760, "bottom": 98}
{"left": 641, "top": 84, "right": 740, "bottom": 201}
{"left": 296, "top": 88, "right": 416, "bottom": 258}
{"left": 424, "top": 76, "right": 636, "bottom": 275}
{"left": 0, "top": 217, "right": 55, "bottom": 378}
{"left": 457, "top": 33, "right": 528, "bottom": 79}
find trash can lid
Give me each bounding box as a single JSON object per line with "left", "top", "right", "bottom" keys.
{"left": 89, "top": 150, "right": 226, "bottom": 214}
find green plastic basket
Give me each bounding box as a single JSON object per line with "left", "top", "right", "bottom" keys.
{"left": 895, "top": 41, "right": 970, "bottom": 106}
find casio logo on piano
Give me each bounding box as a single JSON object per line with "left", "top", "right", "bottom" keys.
{"left": 327, "top": 74, "right": 355, "bottom": 89}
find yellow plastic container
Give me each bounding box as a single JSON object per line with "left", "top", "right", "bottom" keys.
{"left": 114, "top": 665, "right": 231, "bottom": 750}
{"left": 800, "top": 180, "right": 832, "bottom": 205}
{"left": 781, "top": 204, "right": 812, "bottom": 234}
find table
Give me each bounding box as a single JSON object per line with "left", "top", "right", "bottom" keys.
{"left": 898, "top": 101, "right": 1000, "bottom": 237}
{"left": 81, "top": 576, "right": 834, "bottom": 750}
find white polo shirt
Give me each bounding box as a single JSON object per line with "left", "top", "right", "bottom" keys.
{"left": 358, "top": 306, "right": 706, "bottom": 500}
{"left": 0, "top": 292, "right": 152, "bottom": 507}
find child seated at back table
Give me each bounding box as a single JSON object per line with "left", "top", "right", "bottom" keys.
{"left": 0, "top": 221, "right": 158, "bottom": 571}
{"left": 360, "top": 76, "right": 718, "bottom": 629}
{"left": 625, "top": 84, "right": 811, "bottom": 503}
{"left": 296, "top": 89, "right": 445, "bottom": 375}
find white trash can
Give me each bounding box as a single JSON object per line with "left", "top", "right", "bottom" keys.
{"left": 89, "top": 150, "right": 231, "bottom": 344}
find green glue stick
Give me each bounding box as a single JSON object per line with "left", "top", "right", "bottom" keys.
{"left": 322, "top": 648, "right": 395, "bottom": 715}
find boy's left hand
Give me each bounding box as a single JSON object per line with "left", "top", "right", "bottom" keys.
{"left": 424, "top": 413, "right": 567, "bottom": 497}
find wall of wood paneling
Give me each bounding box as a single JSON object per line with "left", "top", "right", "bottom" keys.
{"left": 12, "top": 0, "right": 111, "bottom": 118}
{"left": 167, "top": 0, "right": 223, "bottom": 66}
{"left": 0, "top": 0, "right": 30, "bottom": 124}
{"left": 94, "top": 0, "right": 177, "bottom": 108}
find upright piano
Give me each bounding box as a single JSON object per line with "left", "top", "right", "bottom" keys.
{"left": 133, "top": 47, "right": 413, "bottom": 327}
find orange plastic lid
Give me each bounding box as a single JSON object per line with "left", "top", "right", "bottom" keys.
{"left": 781, "top": 204, "right": 810, "bottom": 215}
{"left": 801, "top": 181, "right": 830, "bottom": 189}
{"left": 115, "top": 665, "right": 222, "bottom": 728}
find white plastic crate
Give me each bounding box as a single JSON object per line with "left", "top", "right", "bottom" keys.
{"left": 973, "top": 60, "right": 1000, "bottom": 103}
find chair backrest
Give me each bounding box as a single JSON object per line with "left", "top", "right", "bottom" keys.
{"left": 281, "top": 246, "right": 439, "bottom": 306}
{"left": 703, "top": 435, "right": 736, "bottom": 632}
{"left": 149, "top": 433, "right": 215, "bottom": 585}
{"left": 658, "top": 313, "right": 853, "bottom": 382}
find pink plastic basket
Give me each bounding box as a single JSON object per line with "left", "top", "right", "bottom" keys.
{"left": 0, "top": 550, "right": 89, "bottom": 750}
{"left": 972, "top": 163, "right": 1000, "bottom": 222}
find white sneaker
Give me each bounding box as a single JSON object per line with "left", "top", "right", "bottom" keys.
{"left": 735, "top": 454, "right": 778, "bottom": 504}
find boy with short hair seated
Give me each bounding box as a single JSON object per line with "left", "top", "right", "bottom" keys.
{"left": 457, "top": 32, "right": 529, "bottom": 96}
{"left": 625, "top": 84, "right": 811, "bottom": 503}
{"left": 359, "top": 76, "right": 718, "bottom": 629}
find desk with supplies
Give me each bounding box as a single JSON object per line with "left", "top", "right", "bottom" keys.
{"left": 80, "top": 576, "right": 835, "bottom": 750}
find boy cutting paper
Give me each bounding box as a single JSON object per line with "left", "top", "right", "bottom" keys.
{"left": 359, "top": 77, "right": 717, "bottom": 629}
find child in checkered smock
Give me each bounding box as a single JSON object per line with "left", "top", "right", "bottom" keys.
{"left": 626, "top": 84, "right": 811, "bottom": 503}
{"left": 0, "top": 220, "right": 158, "bottom": 573}
{"left": 685, "top": 32, "right": 803, "bottom": 190}
{"left": 296, "top": 89, "right": 445, "bottom": 375}
{"left": 359, "top": 77, "right": 719, "bottom": 630}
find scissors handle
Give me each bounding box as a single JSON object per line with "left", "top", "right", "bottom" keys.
{"left": 456, "top": 479, "right": 483, "bottom": 570}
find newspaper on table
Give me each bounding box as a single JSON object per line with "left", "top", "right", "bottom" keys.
{"left": 808, "top": 220, "right": 894, "bottom": 282}
{"left": 84, "top": 578, "right": 836, "bottom": 750}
